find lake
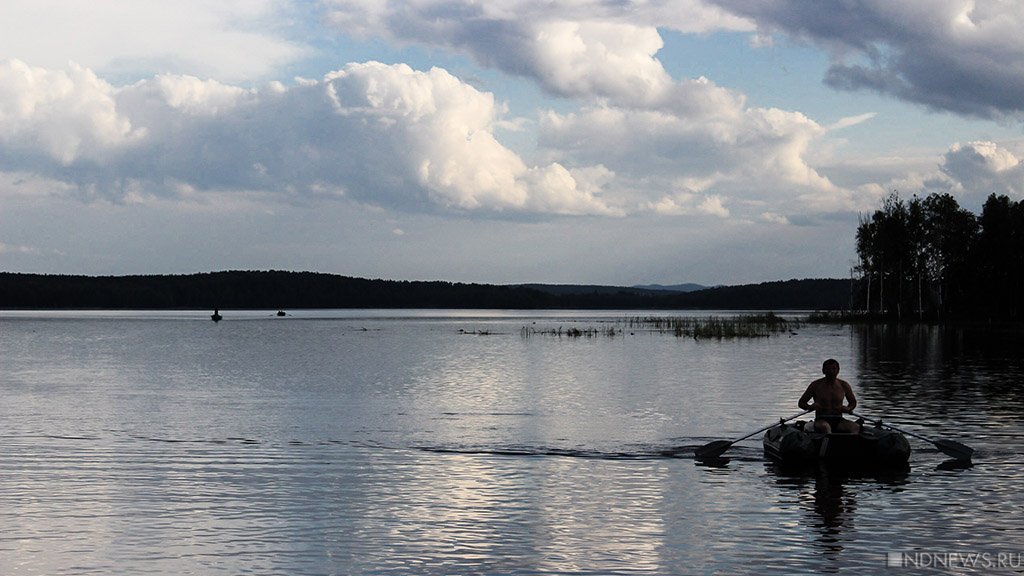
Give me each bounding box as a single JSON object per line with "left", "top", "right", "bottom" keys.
{"left": 1, "top": 310, "right": 1022, "bottom": 574}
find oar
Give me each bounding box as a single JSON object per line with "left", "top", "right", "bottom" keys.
{"left": 694, "top": 410, "right": 812, "bottom": 459}
{"left": 851, "top": 411, "right": 974, "bottom": 461}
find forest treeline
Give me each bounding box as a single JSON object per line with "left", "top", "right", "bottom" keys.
{"left": 0, "top": 271, "right": 851, "bottom": 311}
{"left": 855, "top": 192, "right": 1024, "bottom": 322}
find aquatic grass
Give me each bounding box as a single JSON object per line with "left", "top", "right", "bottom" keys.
{"left": 629, "top": 313, "right": 797, "bottom": 339}
{"left": 806, "top": 310, "right": 878, "bottom": 324}
{"left": 521, "top": 313, "right": 797, "bottom": 340}
{"left": 520, "top": 325, "right": 619, "bottom": 338}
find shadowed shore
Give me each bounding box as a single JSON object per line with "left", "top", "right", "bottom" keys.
{"left": 0, "top": 270, "right": 852, "bottom": 311}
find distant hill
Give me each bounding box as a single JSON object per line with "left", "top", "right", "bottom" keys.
{"left": 517, "top": 283, "right": 671, "bottom": 296}
{"left": 631, "top": 283, "right": 707, "bottom": 293}
{"left": 0, "top": 271, "right": 854, "bottom": 311}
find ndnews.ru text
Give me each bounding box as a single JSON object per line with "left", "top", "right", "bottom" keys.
{"left": 888, "top": 551, "right": 1023, "bottom": 569}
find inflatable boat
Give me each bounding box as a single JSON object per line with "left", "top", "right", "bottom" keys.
{"left": 763, "top": 419, "right": 911, "bottom": 466}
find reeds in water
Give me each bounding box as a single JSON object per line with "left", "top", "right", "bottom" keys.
{"left": 520, "top": 325, "right": 619, "bottom": 338}
{"left": 520, "top": 313, "right": 797, "bottom": 340}
{"left": 628, "top": 313, "right": 796, "bottom": 339}
{"left": 806, "top": 310, "right": 874, "bottom": 324}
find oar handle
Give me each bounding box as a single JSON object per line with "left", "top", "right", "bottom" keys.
{"left": 850, "top": 411, "right": 929, "bottom": 440}
{"left": 847, "top": 409, "right": 913, "bottom": 432}
{"left": 731, "top": 409, "right": 813, "bottom": 444}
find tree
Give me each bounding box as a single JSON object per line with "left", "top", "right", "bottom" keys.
{"left": 976, "top": 194, "right": 1024, "bottom": 321}
{"left": 921, "top": 193, "right": 977, "bottom": 318}
{"left": 855, "top": 213, "right": 878, "bottom": 313}
{"left": 856, "top": 192, "right": 917, "bottom": 320}
{"left": 906, "top": 196, "right": 927, "bottom": 319}
{"left": 857, "top": 191, "right": 1022, "bottom": 322}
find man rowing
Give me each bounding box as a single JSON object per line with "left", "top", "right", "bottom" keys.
{"left": 798, "top": 359, "right": 859, "bottom": 434}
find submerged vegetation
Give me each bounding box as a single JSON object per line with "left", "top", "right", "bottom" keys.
{"left": 520, "top": 313, "right": 798, "bottom": 340}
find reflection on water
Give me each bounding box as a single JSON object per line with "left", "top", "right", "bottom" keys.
{"left": 766, "top": 463, "right": 913, "bottom": 573}
{"left": 810, "top": 468, "right": 858, "bottom": 555}
{"left": 0, "top": 312, "right": 1022, "bottom": 574}
{"left": 855, "top": 324, "right": 1024, "bottom": 428}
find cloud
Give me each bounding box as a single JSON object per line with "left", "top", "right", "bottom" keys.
{"left": 698, "top": 195, "right": 730, "bottom": 218}
{"left": 0, "top": 55, "right": 850, "bottom": 221}
{"left": 0, "top": 59, "right": 615, "bottom": 216}
{"left": 317, "top": 0, "right": 854, "bottom": 221}
{"left": 0, "top": 0, "right": 310, "bottom": 82}
{"left": 710, "top": 0, "right": 1024, "bottom": 120}
{"left": 539, "top": 94, "right": 840, "bottom": 214}
{"left": 324, "top": 0, "right": 751, "bottom": 39}
{"left": 940, "top": 140, "right": 1024, "bottom": 197}
{"left": 646, "top": 191, "right": 730, "bottom": 217}
{"left": 0, "top": 242, "right": 37, "bottom": 254}
{"left": 0, "top": 60, "right": 142, "bottom": 165}
{"left": 828, "top": 112, "right": 877, "bottom": 131}
{"left": 321, "top": 62, "right": 617, "bottom": 214}
{"left": 760, "top": 212, "right": 790, "bottom": 225}
{"left": 839, "top": 140, "right": 1024, "bottom": 215}
{"left": 322, "top": 0, "right": 751, "bottom": 107}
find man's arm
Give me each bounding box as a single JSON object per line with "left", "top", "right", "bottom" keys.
{"left": 798, "top": 383, "right": 816, "bottom": 411}
{"left": 842, "top": 380, "right": 857, "bottom": 413}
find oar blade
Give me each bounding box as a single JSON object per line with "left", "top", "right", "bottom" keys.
{"left": 694, "top": 440, "right": 733, "bottom": 459}
{"left": 934, "top": 439, "right": 974, "bottom": 461}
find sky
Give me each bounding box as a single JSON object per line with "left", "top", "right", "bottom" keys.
{"left": 1, "top": 0, "right": 1023, "bottom": 286}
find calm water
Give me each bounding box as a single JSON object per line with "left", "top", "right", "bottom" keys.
{"left": 1, "top": 310, "right": 1022, "bottom": 575}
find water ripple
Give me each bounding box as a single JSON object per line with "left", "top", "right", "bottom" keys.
{"left": 2, "top": 316, "right": 1022, "bottom": 574}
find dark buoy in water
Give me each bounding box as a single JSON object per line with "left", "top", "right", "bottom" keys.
{"left": 211, "top": 309, "right": 222, "bottom": 322}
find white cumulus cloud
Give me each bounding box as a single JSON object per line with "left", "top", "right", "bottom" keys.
{"left": 322, "top": 0, "right": 751, "bottom": 107}
{"left": 539, "top": 93, "right": 839, "bottom": 215}
{"left": 318, "top": 0, "right": 851, "bottom": 222}
{"left": 940, "top": 140, "right": 1024, "bottom": 197}
{"left": 0, "top": 59, "right": 142, "bottom": 165}
{"left": 0, "top": 60, "right": 616, "bottom": 216}
{"left": 844, "top": 140, "right": 1024, "bottom": 214}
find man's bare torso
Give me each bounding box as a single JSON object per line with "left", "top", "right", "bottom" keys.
{"left": 807, "top": 377, "right": 851, "bottom": 413}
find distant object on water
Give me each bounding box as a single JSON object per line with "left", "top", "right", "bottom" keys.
{"left": 277, "top": 310, "right": 287, "bottom": 317}
{"left": 211, "top": 309, "right": 222, "bottom": 322}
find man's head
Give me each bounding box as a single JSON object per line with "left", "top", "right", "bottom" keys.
{"left": 822, "top": 358, "right": 840, "bottom": 376}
